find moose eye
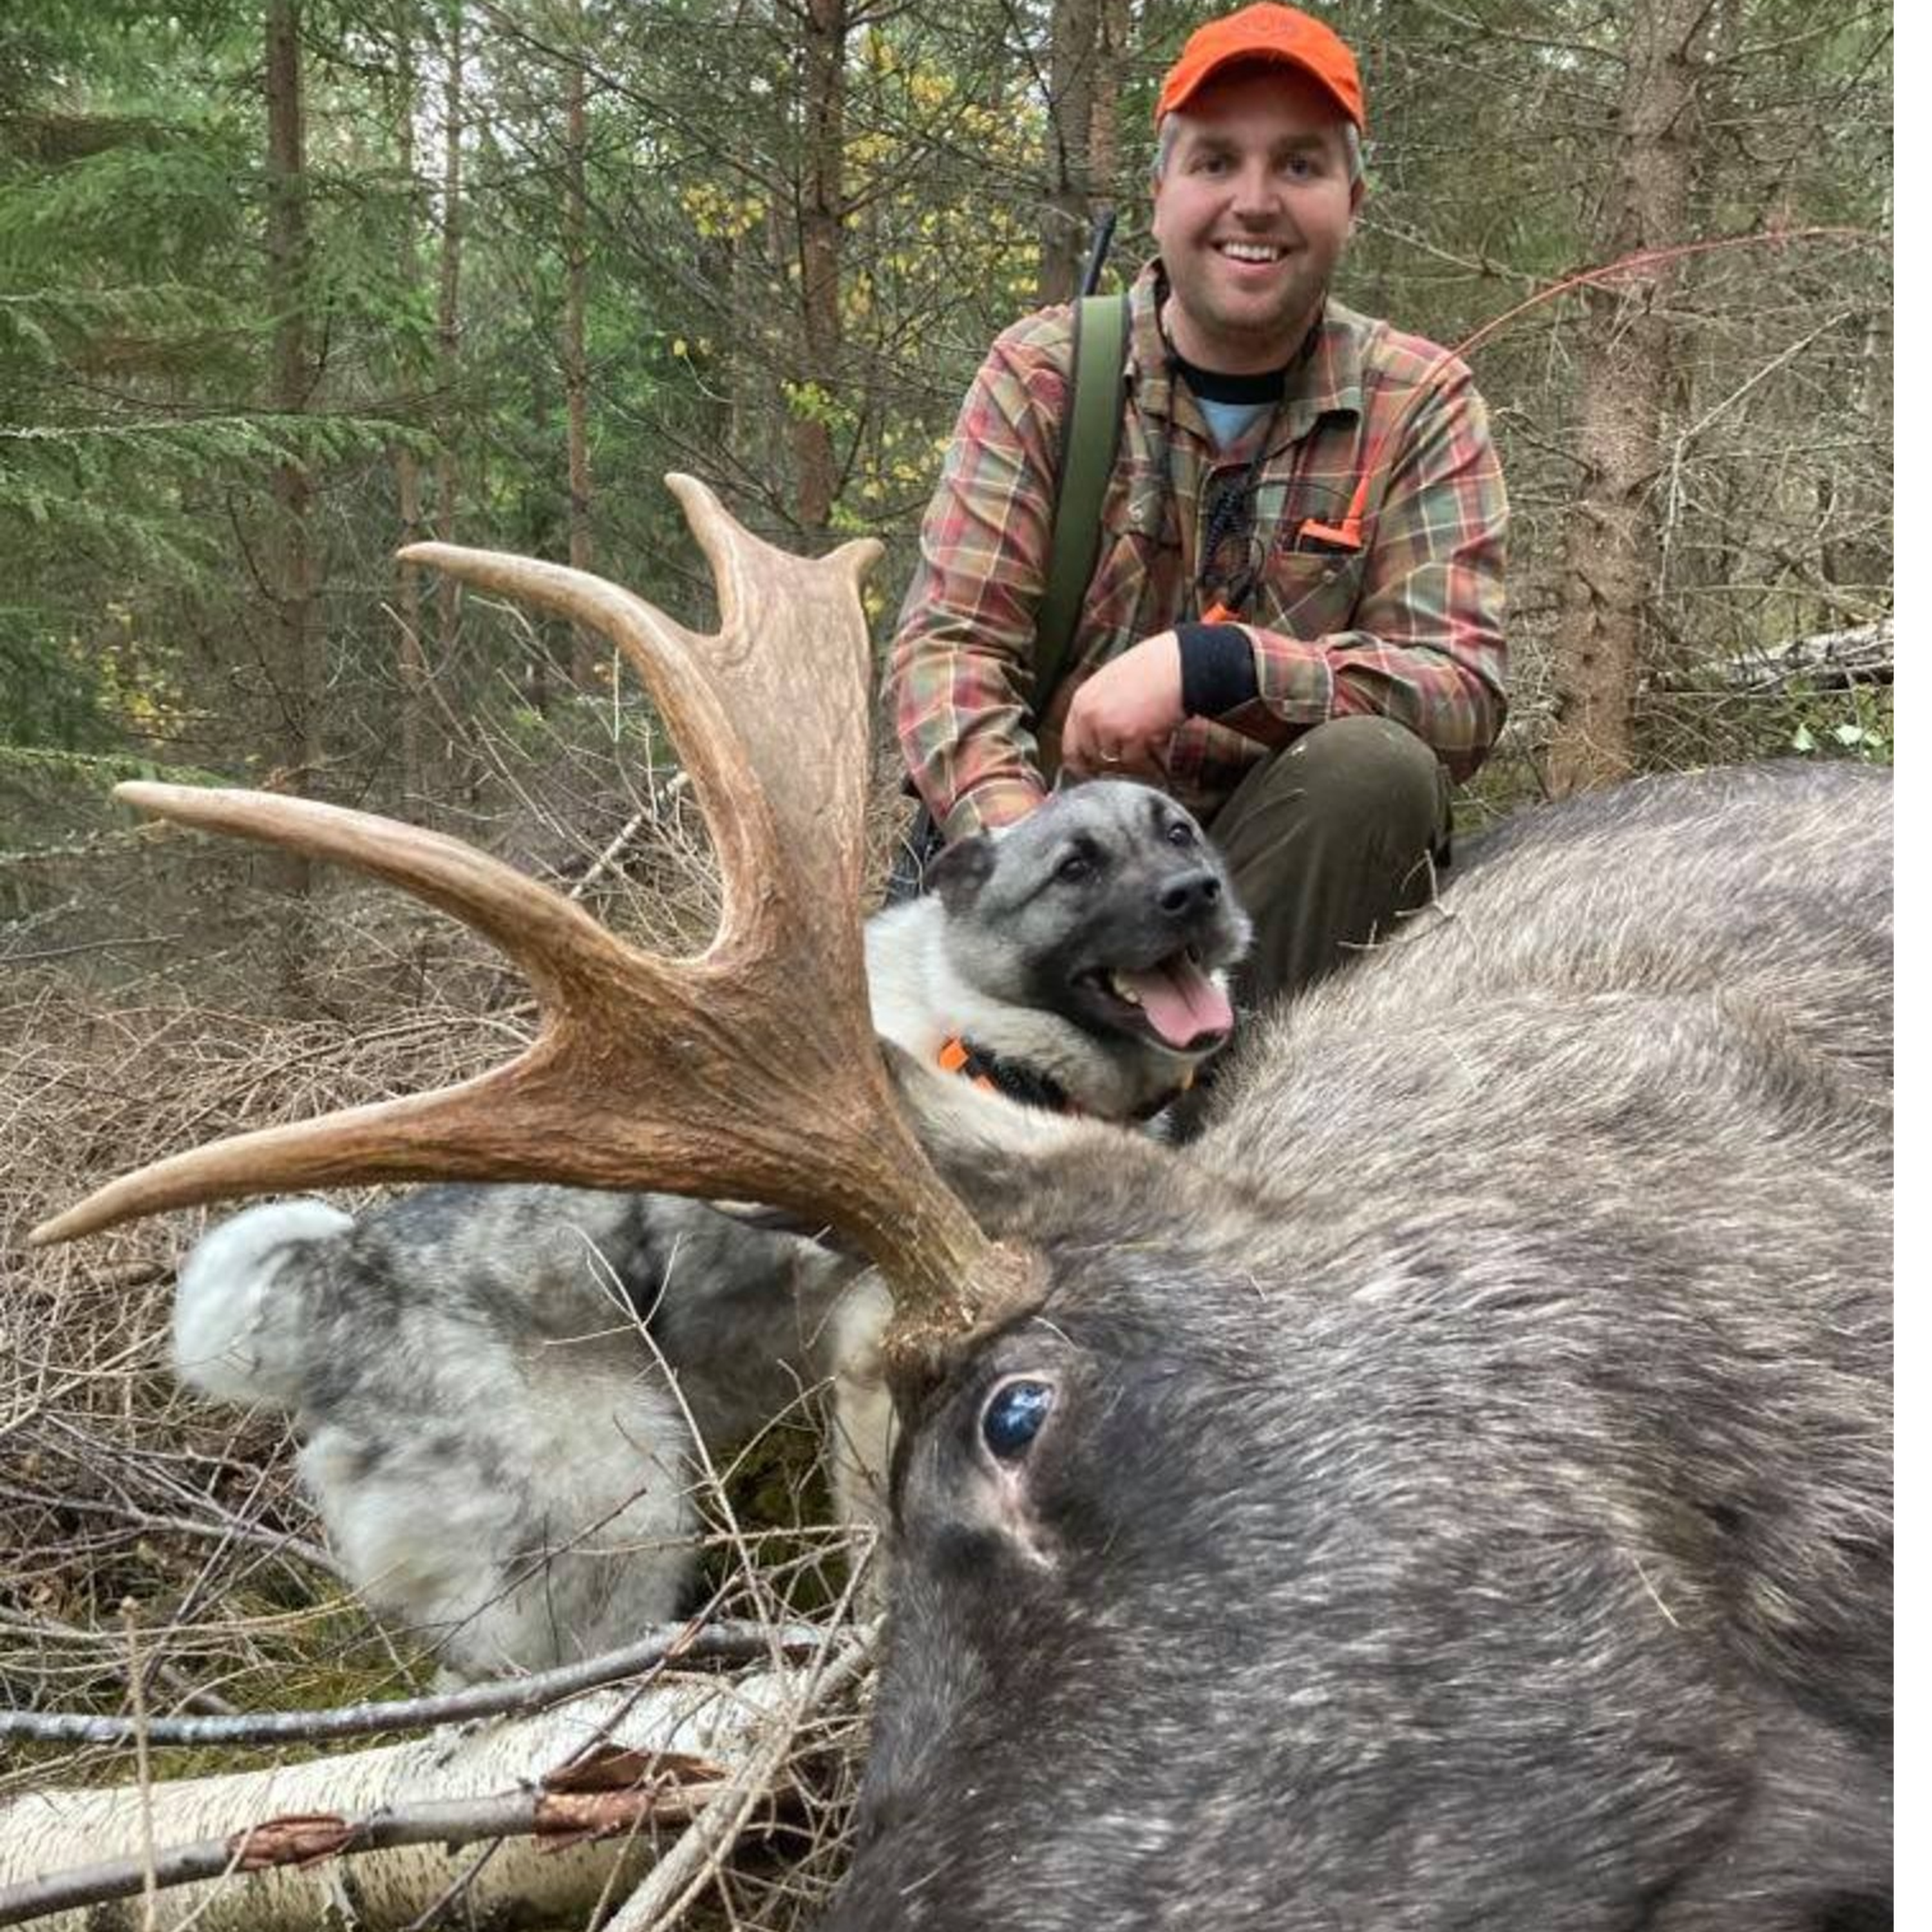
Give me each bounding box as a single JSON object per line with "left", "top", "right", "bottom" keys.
{"left": 981, "top": 1378, "right": 1055, "bottom": 1460}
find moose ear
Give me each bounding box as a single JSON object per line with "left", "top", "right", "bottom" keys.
{"left": 878, "top": 1041, "right": 1094, "bottom": 1219}
{"left": 706, "top": 1198, "right": 866, "bottom": 1258}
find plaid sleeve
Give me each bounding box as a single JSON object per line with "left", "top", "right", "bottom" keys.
{"left": 1244, "top": 359, "right": 1509, "bottom": 781}
{"left": 885, "top": 323, "right": 1070, "bottom": 840}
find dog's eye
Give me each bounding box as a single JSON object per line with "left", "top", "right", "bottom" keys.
{"left": 981, "top": 1378, "right": 1055, "bottom": 1460}
{"left": 1056, "top": 852, "right": 1093, "bottom": 883}
{"left": 1166, "top": 820, "right": 1196, "bottom": 848}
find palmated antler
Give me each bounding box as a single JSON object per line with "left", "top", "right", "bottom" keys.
{"left": 32, "top": 476, "right": 1033, "bottom": 1361}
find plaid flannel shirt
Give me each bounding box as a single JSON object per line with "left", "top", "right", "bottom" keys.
{"left": 887, "top": 259, "right": 1509, "bottom": 839}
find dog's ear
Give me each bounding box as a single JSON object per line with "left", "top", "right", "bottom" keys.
{"left": 925, "top": 833, "right": 998, "bottom": 914}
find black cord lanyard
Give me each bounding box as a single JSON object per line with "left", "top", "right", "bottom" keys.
{"left": 1153, "top": 394, "right": 1287, "bottom": 625}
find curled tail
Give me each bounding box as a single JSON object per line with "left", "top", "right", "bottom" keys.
{"left": 173, "top": 1199, "right": 352, "bottom": 1410}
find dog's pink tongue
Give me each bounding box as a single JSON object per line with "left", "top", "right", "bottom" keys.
{"left": 1121, "top": 956, "right": 1233, "bottom": 1050}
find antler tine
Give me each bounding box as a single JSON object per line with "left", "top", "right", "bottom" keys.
{"left": 32, "top": 478, "right": 1031, "bottom": 1355}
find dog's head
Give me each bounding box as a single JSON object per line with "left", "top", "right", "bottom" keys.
{"left": 926, "top": 781, "right": 1251, "bottom": 1096}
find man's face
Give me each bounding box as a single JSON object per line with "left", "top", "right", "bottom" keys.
{"left": 1151, "top": 64, "right": 1362, "bottom": 375}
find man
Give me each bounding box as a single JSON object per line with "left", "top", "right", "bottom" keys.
{"left": 887, "top": 3, "right": 1508, "bottom": 1010}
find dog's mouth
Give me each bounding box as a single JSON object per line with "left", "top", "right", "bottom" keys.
{"left": 1082, "top": 949, "right": 1234, "bottom": 1054}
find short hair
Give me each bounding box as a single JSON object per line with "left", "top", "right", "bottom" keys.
{"left": 1152, "top": 112, "right": 1363, "bottom": 185}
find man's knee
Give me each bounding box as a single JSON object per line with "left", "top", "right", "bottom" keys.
{"left": 1255, "top": 715, "right": 1444, "bottom": 847}
{"left": 1209, "top": 717, "right": 1450, "bottom": 1009}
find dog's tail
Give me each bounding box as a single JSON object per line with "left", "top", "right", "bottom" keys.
{"left": 174, "top": 1199, "right": 352, "bottom": 1410}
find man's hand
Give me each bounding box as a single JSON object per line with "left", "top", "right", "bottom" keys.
{"left": 1060, "top": 633, "right": 1185, "bottom": 781}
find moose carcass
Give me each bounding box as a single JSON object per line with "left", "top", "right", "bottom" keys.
{"left": 35, "top": 482, "right": 1891, "bottom": 1931}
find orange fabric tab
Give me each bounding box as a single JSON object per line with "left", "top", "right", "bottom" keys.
{"left": 937, "top": 1035, "right": 1003, "bottom": 1096}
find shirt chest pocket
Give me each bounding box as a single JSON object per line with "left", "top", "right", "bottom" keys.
{"left": 1254, "top": 543, "right": 1367, "bottom": 641}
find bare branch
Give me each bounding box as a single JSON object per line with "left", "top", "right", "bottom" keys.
{"left": 0, "top": 1774, "right": 726, "bottom": 1931}
{"left": 0, "top": 1619, "right": 844, "bottom": 1749}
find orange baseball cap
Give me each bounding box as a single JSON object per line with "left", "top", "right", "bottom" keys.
{"left": 1155, "top": 5, "right": 1364, "bottom": 131}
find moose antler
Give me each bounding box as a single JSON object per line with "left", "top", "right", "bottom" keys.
{"left": 31, "top": 476, "right": 1031, "bottom": 1360}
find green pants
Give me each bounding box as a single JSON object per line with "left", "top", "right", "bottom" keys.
{"left": 1208, "top": 715, "right": 1451, "bottom": 1014}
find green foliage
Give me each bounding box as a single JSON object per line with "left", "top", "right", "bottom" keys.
{"left": 0, "top": 0, "right": 1894, "bottom": 799}
{"left": 1788, "top": 685, "right": 1893, "bottom": 765}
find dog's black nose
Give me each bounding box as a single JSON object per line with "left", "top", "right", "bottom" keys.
{"left": 1159, "top": 869, "right": 1222, "bottom": 918}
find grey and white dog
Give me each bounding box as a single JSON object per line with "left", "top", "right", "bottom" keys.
{"left": 173, "top": 780, "right": 1250, "bottom": 1678}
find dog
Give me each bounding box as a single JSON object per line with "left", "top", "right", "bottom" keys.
{"left": 172, "top": 779, "right": 1250, "bottom": 1678}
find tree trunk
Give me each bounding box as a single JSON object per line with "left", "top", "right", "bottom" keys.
{"left": 1037, "top": 0, "right": 1101, "bottom": 305}
{"left": 392, "top": 6, "right": 430, "bottom": 811}
{"left": 263, "top": 0, "right": 316, "bottom": 919}
{"left": 524, "top": 357, "right": 556, "bottom": 714}
{"left": 1818, "top": 303, "right": 1891, "bottom": 596}
{"left": 564, "top": 12, "right": 598, "bottom": 687}
{"left": 1545, "top": 0, "right": 1712, "bottom": 795}
{"left": 1086, "top": 0, "right": 1129, "bottom": 232}
{"left": 793, "top": 0, "right": 846, "bottom": 534}
{"left": 434, "top": 4, "right": 464, "bottom": 676}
